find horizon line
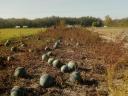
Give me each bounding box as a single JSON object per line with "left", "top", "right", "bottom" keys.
{"left": 0, "top": 15, "right": 128, "bottom": 20}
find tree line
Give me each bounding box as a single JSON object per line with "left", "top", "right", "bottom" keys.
{"left": 0, "top": 16, "right": 103, "bottom": 28}
{"left": 0, "top": 16, "right": 128, "bottom": 28}
{"left": 104, "top": 15, "right": 128, "bottom": 27}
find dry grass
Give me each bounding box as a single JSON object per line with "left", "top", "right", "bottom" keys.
{"left": 87, "top": 27, "right": 128, "bottom": 96}
{"left": 51, "top": 27, "right": 128, "bottom": 96}
{"left": 41, "top": 27, "right": 128, "bottom": 95}
{"left": 91, "top": 27, "right": 128, "bottom": 42}
{"left": 43, "top": 27, "right": 101, "bottom": 45}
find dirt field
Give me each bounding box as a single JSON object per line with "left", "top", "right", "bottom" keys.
{"left": 93, "top": 27, "right": 128, "bottom": 42}
{"left": 0, "top": 27, "right": 128, "bottom": 96}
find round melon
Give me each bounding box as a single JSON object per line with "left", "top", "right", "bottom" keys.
{"left": 39, "top": 74, "right": 54, "bottom": 88}
{"left": 42, "top": 54, "right": 49, "bottom": 61}
{"left": 11, "top": 86, "right": 26, "bottom": 96}
{"left": 69, "top": 71, "right": 81, "bottom": 83}
{"left": 7, "top": 56, "right": 14, "bottom": 61}
{"left": 48, "top": 58, "right": 54, "bottom": 65}
{"left": 46, "top": 51, "right": 52, "bottom": 57}
{"left": 45, "top": 46, "right": 51, "bottom": 51}
{"left": 52, "top": 59, "right": 62, "bottom": 68}
{"left": 61, "top": 65, "right": 69, "bottom": 73}
{"left": 53, "top": 42, "right": 59, "bottom": 49}
{"left": 57, "top": 39, "right": 61, "bottom": 43}
{"left": 14, "top": 67, "right": 27, "bottom": 77}
{"left": 11, "top": 46, "right": 17, "bottom": 52}
{"left": 4, "top": 40, "right": 10, "bottom": 47}
{"left": 67, "top": 61, "right": 77, "bottom": 71}
{"left": 20, "top": 44, "right": 26, "bottom": 48}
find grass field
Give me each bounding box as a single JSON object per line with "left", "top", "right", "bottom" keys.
{"left": 0, "top": 28, "right": 46, "bottom": 42}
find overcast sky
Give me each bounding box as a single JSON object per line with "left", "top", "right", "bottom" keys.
{"left": 0, "top": 0, "right": 127, "bottom": 19}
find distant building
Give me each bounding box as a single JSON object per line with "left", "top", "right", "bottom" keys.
{"left": 66, "top": 25, "right": 73, "bottom": 28}
{"left": 15, "top": 26, "right": 20, "bottom": 28}
{"left": 23, "top": 26, "right": 28, "bottom": 28}
{"left": 104, "top": 26, "right": 108, "bottom": 28}
{"left": 66, "top": 25, "right": 81, "bottom": 28}
{"left": 74, "top": 25, "right": 81, "bottom": 28}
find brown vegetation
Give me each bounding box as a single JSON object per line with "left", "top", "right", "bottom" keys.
{"left": 0, "top": 27, "right": 128, "bottom": 96}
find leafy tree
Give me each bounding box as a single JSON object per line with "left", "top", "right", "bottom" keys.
{"left": 104, "top": 15, "right": 113, "bottom": 26}
{"left": 0, "top": 16, "right": 103, "bottom": 28}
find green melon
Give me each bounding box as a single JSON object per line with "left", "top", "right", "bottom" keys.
{"left": 61, "top": 65, "right": 69, "bottom": 73}
{"left": 42, "top": 54, "right": 49, "bottom": 61}
{"left": 46, "top": 51, "right": 52, "bottom": 57}
{"left": 7, "top": 56, "right": 14, "bottom": 61}
{"left": 19, "top": 41, "right": 26, "bottom": 47}
{"left": 45, "top": 46, "right": 51, "bottom": 51}
{"left": 4, "top": 40, "right": 10, "bottom": 47}
{"left": 53, "top": 42, "right": 59, "bottom": 49}
{"left": 67, "top": 61, "right": 77, "bottom": 71}
{"left": 52, "top": 59, "right": 62, "bottom": 68}
{"left": 14, "top": 67, "right": 27, "bottom": 77}
{"left": 11, "top": 86, "right": 26, "bottom": 96}
{"left": 48, "top": 58, "right": 54, "bottom": 65}
{"left": 56, "top": 39, "right": 61, "bottom": 43}
{"left": 39, "top": 74, "right": 54, "bottom": 88}
{"left": 11, "top": 46, "right": 17, "bottom": 52}
{"left": 69, "top": 71, "right": 81, "bottom": 83}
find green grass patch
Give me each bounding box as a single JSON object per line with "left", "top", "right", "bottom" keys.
{"left": 0, "top": 28, "right": 46, "bottom": 41}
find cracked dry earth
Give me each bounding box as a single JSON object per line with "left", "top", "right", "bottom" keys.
{"left": 0, "top": 28, "right": 128, "bottom": 96}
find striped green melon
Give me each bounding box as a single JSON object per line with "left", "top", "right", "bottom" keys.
{"left": 40, "top": 74, "right": 54, "bottom": 88}
{"left": 67, "top": 61, "right": 77, "bottom": 71}
{"left": 14, "top": 67, "right": 27, "bottom": 77}
{"left": 48, "top": 58, "right": 54, "bottom": 65}
{"left": 11, "top": 86, "right": 26, "bottom": 96}
{"left": 4, "top": 40, "right": 10, "bottom": 47}
{"left": 46, "top": 51, "right": 52, "bottom": 57}
{"left": 52, "top": 59, "right": 62, "bottom": 68}
{"left": 42, "top": 54, "right": 49, "bottom": 61}
{"left": 61, "top": 65, "right": 69, "bottom": 73}
{"left": 69, "top": 71, "right": 81, "bottom": 83}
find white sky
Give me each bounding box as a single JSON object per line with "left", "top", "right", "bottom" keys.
{"left": 0, "top": 0, "right": 127, "bottom": 19}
